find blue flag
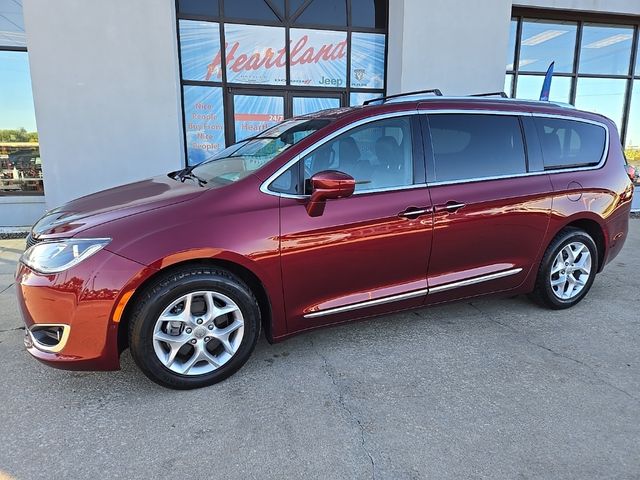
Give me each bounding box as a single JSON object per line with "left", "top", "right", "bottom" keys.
{"left": 539, "top": 62, "right": 555, "bottom": 101}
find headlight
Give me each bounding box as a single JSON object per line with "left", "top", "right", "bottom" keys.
{"left": 21, "top": 238, "right": 111, "bottom": 274}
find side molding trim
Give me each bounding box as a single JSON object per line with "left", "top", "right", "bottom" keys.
{"left": 303, "top": 268, "right": 523, "bottom": 319}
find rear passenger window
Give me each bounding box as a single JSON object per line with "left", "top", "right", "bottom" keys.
{"left": 534, "top": 117, "right": 606, "bottom": 169}
{"left": 428, "top": 114, "right": 526, "bottom": 183}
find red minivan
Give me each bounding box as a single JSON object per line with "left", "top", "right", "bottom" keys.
{"left": 16, "top": 93, "right": 634, "bottom": 389}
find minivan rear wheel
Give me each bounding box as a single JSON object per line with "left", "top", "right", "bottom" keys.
{"left": 128, "top": 266, "right": 260, "bottom": 389}
{"left": 529, "top": 227, "right": 598, "bottom": 310}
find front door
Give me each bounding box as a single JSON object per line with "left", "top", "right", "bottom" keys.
{"left": 276, "top": 114, "right": 433, "bottom": 332}
{"left": 230, "top": 91, "right": 286, "bottom": 143}
{"left": 422, "top": 112, "right": 552, "bottom": 303}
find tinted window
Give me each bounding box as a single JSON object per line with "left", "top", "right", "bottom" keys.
{"left": 534, "top": 117, "right": 606, "bottom": 169}
{"left": 224, "top": 0, "right": 279, "bottom": 21}
{"left": 295, "top": 0, "right": 346, "bottom": 27}
{"left": 178, "top": 0, "right": 220, "bottom": 17}
{"left": 351, "top": 0, "right": 387, "bottom": 29}
{"left": 291, "top": 117, "right": 414, "bottom": 193}
{"left": 428, "top": 114, "right": 526, "bottom": 182}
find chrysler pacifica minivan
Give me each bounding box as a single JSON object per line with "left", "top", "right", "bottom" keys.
{"left": 16, "top": 92, "right": 634, "bottom": 389}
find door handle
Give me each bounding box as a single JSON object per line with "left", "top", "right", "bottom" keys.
{"left": 399, "top": 207, "right": 432, "bottom": 219}
{"left": 437, "top": 201, "right": 466, "bottom": 213}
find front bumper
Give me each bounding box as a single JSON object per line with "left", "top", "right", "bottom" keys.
{"left": 15, "top": 248, "right": 147, "bottom": 371}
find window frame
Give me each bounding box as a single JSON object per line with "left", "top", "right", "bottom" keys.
{"left": 263, "top": 111, "right": 426, "bottom": 198}
{"left": 175, "top": 0, "right": 389, "bottom": 165}
{"left": 506, "top": 8, "right": 640, "bottom": 147}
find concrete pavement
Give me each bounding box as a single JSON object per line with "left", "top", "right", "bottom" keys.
{"left": 1, "top": 222, "right": 639, "bottom": 479}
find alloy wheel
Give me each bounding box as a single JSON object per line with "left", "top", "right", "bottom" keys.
{"left": 152, "top": 291, "right": 244, "bottom": 376}
{"left": 549, "top": 241, "right": 592, "bottom": 300}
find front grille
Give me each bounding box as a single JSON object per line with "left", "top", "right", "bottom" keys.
{"left": 25, "top": 233, "right": 41, "bottom": 250}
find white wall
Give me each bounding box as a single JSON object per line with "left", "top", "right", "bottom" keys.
{"left": 514, "top": 0, "right": 640, "bottom": 15}
{"left": 0, "top": 197, "right": 45, "bottom": 228}
{"left": 387, "top": 0, "right": 514, "bottom": 96}
{"left": 22, "top": 0, "right": 185, "bottom": 209}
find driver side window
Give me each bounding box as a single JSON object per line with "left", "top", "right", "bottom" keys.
{"left": 303, "top": 116, "right": 415, "bottom": 193}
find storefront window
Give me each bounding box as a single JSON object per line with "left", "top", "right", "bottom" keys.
{"left": 507, "top": 14, "right": 640, "bottom": 152}
{"left": 294, "top": 0, "right": 347, "bottom": 27}
{"left": 183, "top": 86, "right": 226, "bottom": 165}
{"left": 575, "top": 78, "right": 627, "bottom": 131}
{"left": 289, "top": 29, "right": 347, "bottom": 88}
{"left": 0, "top": 0, "right": 26, "bottom": 47}
{"left": 519, "top": 19, "right": 577, "bottom": 73}
{"left": 292, "top": 97, "right": 340, "bottom": 116}
{"left": 0, "top": 1, "right": 42, "bottom": 196}
{"left": 177, "top": 0, "right": 387, "bottom": 163}
{"left": 350, "top": 91, "right": 380, "bottom": 106}
{"left": 516, "top": 74, "right": 572, "bottom": 103}
{"left": 224, "top": 0, "right": 279, "bottom": 22}
{"left": 350, "top": 32, "right": 385, "bottom": 89}
{"left": 351, "top": 0, "right": 387, "bottom": 29}
{"left": 224, "top": 24, "right": 286, "bottom": 85}
{"left": 234, "top": 95, "right": 284, "bottom": 142}
{"left": 579, "top": 24, "right": 633, "bottom": 76}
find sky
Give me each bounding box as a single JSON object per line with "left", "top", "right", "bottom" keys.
{"left": 0, "top": 50, "right": 37, "bottom": 132}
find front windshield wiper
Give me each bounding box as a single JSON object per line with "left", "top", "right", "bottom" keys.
{"left": 173, "top": 167, "right": 208, "bottom": 186}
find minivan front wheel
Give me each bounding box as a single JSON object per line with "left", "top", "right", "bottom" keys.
{"left": 128, "top": 267, "right": 261, "bottom": 389}
{"left": 530, "top": 227, "right": 598, "bottom": 309}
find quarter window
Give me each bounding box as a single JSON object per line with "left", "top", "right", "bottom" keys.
{"left": 428, "top": 114, "right": 526, "bottom": 182}
{"left": 534, "top": 118, "right": 606, "bottom": 169}
{"left": 301, "top": 117, "right": 415, "bottom": 193}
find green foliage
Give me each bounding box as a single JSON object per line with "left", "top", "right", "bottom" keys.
{"left": 626, "top": 147, "right": 640, "bottom": 167}
{"left": 0, "top": 128, "right": 39, "bottom": 143}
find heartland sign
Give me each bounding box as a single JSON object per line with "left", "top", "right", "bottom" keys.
{"left": 206, "top": 34, "right": 347, "bottom": 80}
{"left": 202, "top": 25, "right": 347, "bottom": 87}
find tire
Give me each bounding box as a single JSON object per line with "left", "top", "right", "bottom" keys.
{"left": 529, "top": 227, "right": 598, "bottom": 310}
{"left": 128, "top": 266, "right": 261, "bottom": 389}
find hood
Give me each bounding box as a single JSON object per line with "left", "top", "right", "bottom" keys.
{"left": 32, "top": 174, "right": 207, "bottom": 238}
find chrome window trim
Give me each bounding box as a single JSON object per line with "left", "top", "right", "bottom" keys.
{"left": 303, "top": 267, "right": 524, "bottom": 319}
{"left": 260, "top": 109, "right": 610, "bottom": 197}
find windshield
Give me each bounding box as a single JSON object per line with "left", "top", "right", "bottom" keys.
{"left": 189, "top": 118, "right": 331, "bottom": 184}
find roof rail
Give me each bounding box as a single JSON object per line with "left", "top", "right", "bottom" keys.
{"left": 363, "top": 89, "right": 443, "bottom": 105}
{"left": 469, "top": 91, "right": 509, "bottom": 98}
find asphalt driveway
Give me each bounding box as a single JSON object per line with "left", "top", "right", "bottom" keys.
{"left": 1, "top": 221, "right": 639, "bottom": 480}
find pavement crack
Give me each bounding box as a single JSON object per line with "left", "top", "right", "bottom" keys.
{"left": 0, "top": 326, "right": 25, "bottom": 333}
{"left": 468, "top": 302, "right": 639, "bottom": 404}
{"left": 309, "top": 338, "right": 376, "bottom": 480}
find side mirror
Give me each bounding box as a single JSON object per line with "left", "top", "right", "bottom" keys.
{"left": 306, "top": 170, "right": 356, "bottom": 217}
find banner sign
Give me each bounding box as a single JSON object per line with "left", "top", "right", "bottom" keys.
{"left": 292, "top": 96, "right": 340, "bottom": 116}
{"left": 183, "top": 86, "right": 226, "bottom": 165}
{"left": 289, "top": 29, "right": 347, "bottom": 88}
{"left": 179, "top": 20, "right": 221, "bottom": 82}
{"left": 222, "top": 24, "right": 286, "bottom": 85}
{"left": 234, "top": 95, "right": 284, "bottom": 141}
{"left": 350, "top": 32, "right": 385, "bottom": 89}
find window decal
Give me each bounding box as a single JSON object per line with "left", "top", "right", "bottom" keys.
{"left": 289, "top": 29, "right": 347, "bottom": 88}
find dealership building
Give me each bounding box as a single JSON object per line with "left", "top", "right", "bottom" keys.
{"left": 1, "top": 0, "right": 639, "bottom": 227}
